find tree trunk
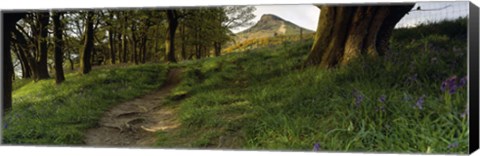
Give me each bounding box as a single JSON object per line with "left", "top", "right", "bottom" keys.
{"left": 53, "top": 12, "right": 65, "bottom": 84}
{"left": 36, "top": 12, "right": 50, "bottom": 80}
{"left": 122, "top": 13, "right": 128, "bottom": 63}
{"left": 165, "top": 10, "right": 178, "bottom": 63}
{"left": 117, "top": 33, "right": 123, "bottom": 63}
{"left": 80, "top": 11, "right": 94, "bottom": 74}
{"left": 214, "top": 42, "right": 221, "bottom": 57}
{"left": 12, "top": 42, "right": 31, "bottom": 78}
{"left": 141, "top": 35, "right": 147, "bottom": 63}
{"left": 108, "top": 13, "right": 116, "bottom": 64}
{"left": 109, "top": 29, "right": 116, "bottom": 64}
{"left": 3, "top": 13, "right": 25, "bottom": 116}
{"left": 180, "top": 23, "right": 187, "bottom": 60}
{"left": 304, "top": 5, "right": 414, "bottom": 68}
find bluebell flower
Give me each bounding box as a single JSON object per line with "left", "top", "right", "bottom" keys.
{"left": 449, "top": 83, "right": 457, "bottom": 95}
{"left": 447, "top": 141, "right": 459, "bottom": 149}
{"left": 415, "top": 95, "right": 425, "bottom": 110}
{"left": 313, "top": 143, "right": 321, "bottom": 152}
{"left": 440, "top": 81, "right": 447, "bottom": 92}
{"left": 458, "top": 76, "right": 467, "bottom": 87}
{"left": 355, "top": 94, "right": 364, "bottom": 107}
{"left": 378, "top": 95, "right": 386, "bottom": 103}
{"left": 375, "top": 106, "right": 386, "bottom": 112}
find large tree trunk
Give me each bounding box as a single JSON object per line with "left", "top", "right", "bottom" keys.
{"left": 80, "top": 11, "right": 94, "bottom": 74}
{"left": 165, "top": 10, "right": 178, "bottom": 63}
{"left": 3, "top": 13, "right": 25, "bottom": 116}
{"left": 36, "top": 12, "right": 50, "bottom": 80}
{"left": 304, "top": 5, "right": 414, "bottom": 68}
{"left": 53, "top": 12, "right": 65, "bottom": 84}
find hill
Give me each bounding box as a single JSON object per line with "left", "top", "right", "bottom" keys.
{"left": 232, "top": 14, "right": 315, "bottom": 44}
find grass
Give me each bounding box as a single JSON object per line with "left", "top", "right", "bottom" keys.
{"left": 3, "top": 64, "right": 168, "bottom": 144}
{"left": 2, "top": 18, "right": 468, "bottom": 154}
{"left": 154, "top": 18, "right": 468, "bottom": 154}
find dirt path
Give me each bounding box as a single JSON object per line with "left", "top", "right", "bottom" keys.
{"left": 84, "top": 68, "right": 182, "bottom": 147}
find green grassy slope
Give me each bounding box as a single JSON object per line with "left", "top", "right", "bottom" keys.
{"left": 157, "top": 19, "right": 468, "bottom": 154}
{"left": 3, "top": 64, "right": 168, "bottom": 144}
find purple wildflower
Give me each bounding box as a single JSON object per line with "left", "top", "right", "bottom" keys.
{"left": 375, "top": 106, "right": 386, "bottom": 112}
{"left": 355, "top": 94, "right": 364, "bottom": 107}
{"left": 415, "top": 95, "right": 426, "bottom": 110}
{"left": 378, "top": 95, "right": 386, "bottom": 103}
{"left": 313, "top": 143, "right": 321, "bottom": 151}
{"left": 458, "top": 76, "right": 467, "bottom": 87}
{"left": 440, "top": 81, "right": 447, "bottom": 92}
{"left": 352, "top": 90, "right": 364, "bottom": 107}
{"left": 447, "top": 141, "right": 459, "bottom": 149}
{"left": 441, "top": 75, "right": 466, "bottom": 94}
{"left": 449, "top": 83, "right": 457, "bottom": 94}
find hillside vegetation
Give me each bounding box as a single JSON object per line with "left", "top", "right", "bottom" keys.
{"left": 3, "top": 17, "right": 468, "bottom": 154}
{"left": 155, "top": 18, "right": 468, "bottom": 153}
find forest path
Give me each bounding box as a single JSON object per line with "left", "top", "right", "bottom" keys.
{"left": 84, "top": 68, "right": 182, "bottom": 147}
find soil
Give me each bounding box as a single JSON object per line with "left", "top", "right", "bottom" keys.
{"left": 84, "top": 68, "right": 182, "bottom": 147}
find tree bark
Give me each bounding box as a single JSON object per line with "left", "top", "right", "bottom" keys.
{"left": 53, "top": 12, "right": 65, "bottom": 84}
{"left": 304, "top": 4, "right": 414, "bottom": 68}
{"left": 80, "top": 11, "right": 94, "bottom": 74}
{"left": 107, "top": 12, "right": 116, "bottom": 65}
{"left": 12, "top": 41, "right": 31, "bottom": 78}
{"left": 165, "top": 10, "right": 178, "bottom": 63}
{"left": 214, "top": 42, "right": 222, "bottom": 57}
{"left": 3, "top": 13, "right": 25, "bottom": 116}
{"left": 36, "top": 12, "right": 50, "bottom": 79}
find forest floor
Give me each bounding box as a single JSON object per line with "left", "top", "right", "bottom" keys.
{"left": 84, "top": 68, "right": 182, "bottom": 147}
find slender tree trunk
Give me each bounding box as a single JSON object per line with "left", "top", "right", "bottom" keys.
{"left": 304, "top": 5, "right": 414, "bottom": 68}
{"left": 3, "top": 13, "right": 25, "bottom": 116}
{"left": 12, "top": 42, "right": 31, "bottom": 78}
{"left": 181, "top": 23, "right": 187, "bottom": 60}
{"left": 122, "top": 13, "right": 128, "bottom": 63}
{"left": 53, "top": 12, "right": 65, "bottom": 84}
{"left": 141, "top": 36, "right": 147, "bottom": 63}
{"left": 165, "top": 10, "right": 178, "bottom": 63}
{"left": 117, "top": 33, "right": 123, "bottom": 63}
{"left": 109, "top": 30, "right": 116, "bottom": 64}
{"left": 36, "top": 12, "right": 50, "bottom": 80}
{"left": 108, "top": 13, "right": 116, "bottom": 64}
{"left": 80, "top": 11, "right": 94, "bottom": 74}
{"left": 214, "top": 42, "right": 221, "bottom": 57}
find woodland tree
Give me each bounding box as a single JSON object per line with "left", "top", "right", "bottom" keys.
{"left": 53, "top": 12, "right": 66, "bottom": 84}
{"left": 80, "top": 11, "right": 94, "bottom": 74}
{"left": 3, "top": 12, "right": 26, "bottom": 115}
{"left": 304, "top": 4, "right": 414, "bottom": 68}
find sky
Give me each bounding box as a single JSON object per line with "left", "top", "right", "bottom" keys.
{"left": 231, "top": 1, "right": 469, "bottom": 33}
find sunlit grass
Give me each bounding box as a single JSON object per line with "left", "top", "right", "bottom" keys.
{"left": 3, "top": 64, "right": 168, "bottom": 144}
{"left": 155, "top": 19, "right": 468, "bottom": 154}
